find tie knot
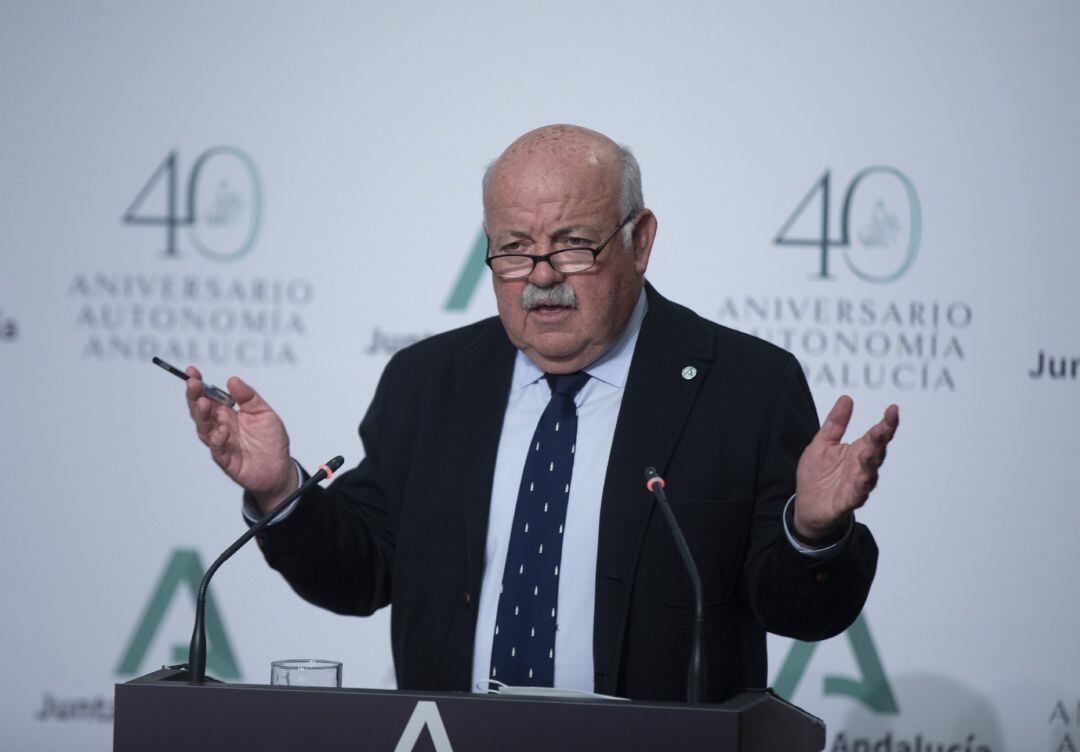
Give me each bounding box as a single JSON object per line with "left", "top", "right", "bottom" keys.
{"left": 545, "top": 371, "right": 589, "bottom": 398}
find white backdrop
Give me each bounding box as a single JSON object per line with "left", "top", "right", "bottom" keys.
{"left": 1, "top": 1, "right": 1078, "bottom": 750}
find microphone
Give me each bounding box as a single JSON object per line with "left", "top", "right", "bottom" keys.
{"left": 644, "top": 466, "right": 706, "bottom": 704}
{"left": 188, "top": 455, "right": 345, "bottom": 684}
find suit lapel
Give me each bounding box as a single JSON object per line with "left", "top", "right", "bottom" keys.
{"left": 452, "top": 321, "right": 518, "bottom": 602}
{"left": 592, "top": 284, "right": 715, "bottom": 694}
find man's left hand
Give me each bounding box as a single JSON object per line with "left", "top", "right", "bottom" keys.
{"left": 793, "top": 396, "right": 900, "bottom": 542}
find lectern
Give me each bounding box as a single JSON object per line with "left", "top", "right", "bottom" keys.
{"left": 114, "top": 666, "right": 825, "bottom": 751}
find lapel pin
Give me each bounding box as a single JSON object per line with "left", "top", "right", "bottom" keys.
{"left": 681, "top": 366, "right": 698, "bottom": 381}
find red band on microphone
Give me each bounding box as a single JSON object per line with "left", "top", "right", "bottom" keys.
{"left": 646, "top": 476, "right": 665, "bottom": 491}
{"left": 318, "top": 463, "right": 335, "bottom": 480}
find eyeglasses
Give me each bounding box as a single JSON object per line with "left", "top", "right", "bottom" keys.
{"left": 485, "top": 213, "right": 635, "bottom": 279}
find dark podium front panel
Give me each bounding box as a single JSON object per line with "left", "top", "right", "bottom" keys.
{"left": 114, "top": 668, "right": 825, "bottom": 751}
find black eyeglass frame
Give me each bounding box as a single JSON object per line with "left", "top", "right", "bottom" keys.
{"left": 484, "top": 212, "right": 636, "bottom": 279}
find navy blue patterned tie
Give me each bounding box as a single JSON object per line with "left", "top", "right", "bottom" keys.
{"left": 489, "top": 371, "right": 589, "bottom": 687}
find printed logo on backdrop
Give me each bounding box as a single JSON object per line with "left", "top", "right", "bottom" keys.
{"left": 34, "top": 548, "right": 240, "bottom": 725}
{"left": 69, "top": 146, "right": 314, "bottom": 367}
{"left": 34, "top": 694, "right": 113, "bottom": 724}
{"left": 1029, "top": 350, "right": 1080, "bottom": 382}
{"left": 361, "top": 229, "right": 487, "bottom": 357}
{"left": 122, "top": 147, "right": 261, "bottom": 261}
{"left": 773, "top": 614, "right": 898, "bottom": 714}
{"left": 774, "top": 614, "right": 998, "bottom": 752}
{"left": 445, "top": 230, "right": 488, "bottom": 313}
{"left": 115, "top": 548, "right": 241, "bottom": 679}
{"left": 1050, "top": 700, "right": 1080, "bottom": 752}
{"left": 719, "top": 167, "right": 974, "bottom": 392}
{"left": 775, "top": 167, "right": 921, "bottom": 284}
{"left": 0, "top": 305, "right": 18, "bottom": 342}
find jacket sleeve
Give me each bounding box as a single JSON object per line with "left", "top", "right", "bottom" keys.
{"left": 252, "top": 353, "right": 414, "bottom": 617}
{"left": 741, "top": 353, "right": 878, "bottom": 641}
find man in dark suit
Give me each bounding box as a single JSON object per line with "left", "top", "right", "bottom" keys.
{"left": 184, "top": 125, "right": 899, "bottom": 703}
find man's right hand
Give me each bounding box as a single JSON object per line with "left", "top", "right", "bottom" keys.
{"left": 185, "top": 366, "right": 296, "bottom": 514}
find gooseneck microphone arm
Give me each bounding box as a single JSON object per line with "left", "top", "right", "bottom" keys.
{"left": 188, "top": 455, "right": 345, "bottom": 684}
{"left": 644, "top": 466, "right": 706, "bottom": 704}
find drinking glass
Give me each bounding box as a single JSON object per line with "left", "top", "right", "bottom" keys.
{"left": 270, "top": 659, "right": 342, "bottom": 687}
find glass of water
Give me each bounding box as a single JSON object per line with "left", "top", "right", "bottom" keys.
{"left": 270, "top": 659, "right": 342, "bottom": 687}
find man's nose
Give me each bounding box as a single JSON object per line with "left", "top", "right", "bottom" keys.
{"left": 527, "top": 255, "right": 566, "bottom": 287}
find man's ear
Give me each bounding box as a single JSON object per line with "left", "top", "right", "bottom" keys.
{"left": 631, "top": 210, "right": 657, "bottom": 275}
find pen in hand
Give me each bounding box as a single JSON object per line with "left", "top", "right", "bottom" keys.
{"left": 152, "top": 356, "right": 237, "bottom": 408}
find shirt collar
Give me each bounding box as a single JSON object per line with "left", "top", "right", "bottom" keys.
{"left": 511, "top": 287, "right": 649, "bottom": 392}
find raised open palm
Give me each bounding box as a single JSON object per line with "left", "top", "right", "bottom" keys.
{"left": 794, "top": 395, "right": 900, "bottom": 541}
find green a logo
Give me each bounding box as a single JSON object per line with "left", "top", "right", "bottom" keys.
{"left": 444, "top": 229, "right": 488, "bottom": 311}
{"left": 772, "top": 614, "right": 898, "bottom": 714}
{"left": 115, "top": 549, "right": 241, "bottom": 680}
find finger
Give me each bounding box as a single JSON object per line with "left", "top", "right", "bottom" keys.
{"left": 192, "top": 398, "right": 218, "bottom": 443}
{"left": 853, "top": 469, "right": 876, "bottom": 503}
{"left": 866, "top": 409, "right": 900, "bottom": 449}
{"left": 854, "top": 445, "right": 882, "bottom": 481}
{"left": 194, "top": 395, "right": 213, "bottom": 425}
{"left": 884, "top": 404, "right": 900, "bottom": 432}
{"left": 227, "top": 376, "right": 273, "bottom": 414}
{"left": 185, "top": 376, "right": 203, "bottom": 411}
{"left": 207, "top": 423, "right": 233, "bottom": 464}
{"left": 877, "top": 405, "right": 900, "bottom": 438}
{"left": 207, "top": 421, "right": 230, "bottom": 449}
{"left": 816, "top": 395, "right": 854, "bottom": 445}
{"left": 183, "top": 367, "right": 205, "bottom": 409}
{"left": 194, "top": 397, "right": 236, "bottom": 443}
{"left": 866, "top": 422, "right": 890, "bottom": 449}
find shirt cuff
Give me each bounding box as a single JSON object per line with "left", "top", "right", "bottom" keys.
{"left": 241, "top": 459, "right": 303, "bottom": 525}
{"left": 781, "top": 494, "right": 853, "bottom": 560}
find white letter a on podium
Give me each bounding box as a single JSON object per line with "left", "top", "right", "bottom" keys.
{"left": 392, "top": 701, "right": 454, "bottom": 752}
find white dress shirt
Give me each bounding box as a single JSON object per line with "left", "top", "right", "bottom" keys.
{"left": 469, "top": 289, "right": 650, "bottom": 693}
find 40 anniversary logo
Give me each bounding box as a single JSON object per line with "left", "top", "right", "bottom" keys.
{"left": 775, "top": 167, "right": 921, "bottom": 283}
{"left": 69, "top": 146, "right": 313, "bottom": 366}
{"left": 720, "top": 165, "right": 973, "bottom": 392}
{"left": 121, "top": 147, "right": 261, "bottom": 261}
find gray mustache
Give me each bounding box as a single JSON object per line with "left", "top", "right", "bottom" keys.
{"left": 521, "top": 283, "right": 579, "bottom": 311}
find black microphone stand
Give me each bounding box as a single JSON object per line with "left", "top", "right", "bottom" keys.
{"left": 188, "top": 455, "right": 344, "bottom": 683}
{"left": 645, "top": 466, "right": 706, "bottom": 704}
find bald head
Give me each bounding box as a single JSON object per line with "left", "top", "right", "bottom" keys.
{"left": 498, "top": 123, "right": 617, "bottom": 163}
{"left": 483, "top": 125, "right": 643, "bottom": 228}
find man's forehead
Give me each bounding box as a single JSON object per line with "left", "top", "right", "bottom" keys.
{"left": 486, "top": 158, "right": 617, "bottom": 215}
{"left": 492, "top": 154, "right": 609, "bottom": 188}
{"left": 485, "top": 203, "right": 614, "bottom": 241}
{"left": 486, "top": 182, "right": 613, "bottom": 210}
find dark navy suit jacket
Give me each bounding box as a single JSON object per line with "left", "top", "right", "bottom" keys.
{"left": 256, "top": 283, "right": 877, "bottom": 702}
